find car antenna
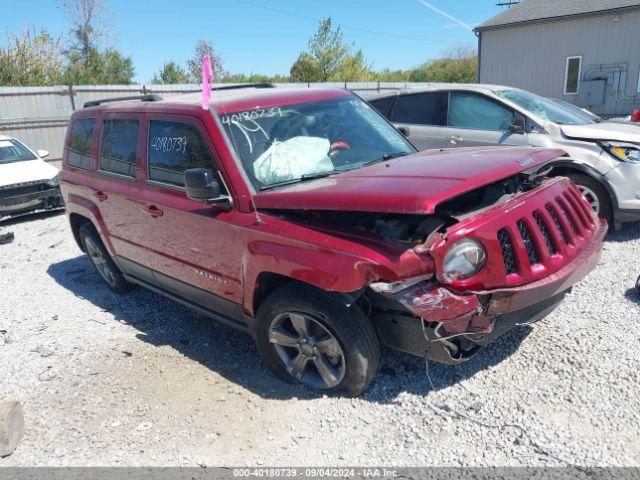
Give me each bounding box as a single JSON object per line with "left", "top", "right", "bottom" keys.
{"left": 202, "top": 56, "right": 262, "bottom": 226}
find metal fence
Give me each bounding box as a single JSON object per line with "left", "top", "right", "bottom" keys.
{"left": 0, "top": 82, "right": 433, "bottom": 161}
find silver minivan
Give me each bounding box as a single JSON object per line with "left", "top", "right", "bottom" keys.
{"left": 366, "top": 85, "right": 640, "bottom": 227}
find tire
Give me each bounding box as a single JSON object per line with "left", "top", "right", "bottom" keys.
{"left": 79, "top": 223, "right": 133, "bottom": 294}
{"left": 636, "top": 275, "right": 640, "bottom": 294}
{"left": 566, "top": 174, "right": 612, "bottom": 221}
{"left": 255, "top": 283, "right": 380, "bottom": 397}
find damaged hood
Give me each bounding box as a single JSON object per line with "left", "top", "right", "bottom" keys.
{"left": 0, "top": 159, "right": 59, "bottom": 188}
{"left": 561, "top": 122, "right": 640, "bottom": 144}
{"left": 253, "top": 146, "right": 564, "bottom": 214}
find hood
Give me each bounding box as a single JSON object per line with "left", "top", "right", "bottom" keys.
{"left": 561, "top": 122, "right": 640, "bottom": 144}
{"left": 253, "top": 146, "right": 564, "bottom": 215}
{"left": 0, "top": 159, "right": 59, "bottom": 188}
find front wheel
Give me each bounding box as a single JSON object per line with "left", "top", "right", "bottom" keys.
{"left": 255, "top": 284, "right": 380, "bottom": 397}
{"left": 567, "top": 174, "right": 612, "bottom": 221}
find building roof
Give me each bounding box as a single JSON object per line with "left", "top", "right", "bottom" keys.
{"left": 475, "top": 0, "right": 640, "bottom": 31}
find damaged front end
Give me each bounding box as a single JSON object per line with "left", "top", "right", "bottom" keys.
{"left": 364, "top": 172, "right": 607, "bottom": 365}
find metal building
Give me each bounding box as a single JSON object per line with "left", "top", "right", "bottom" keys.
{"left": 475, "top": 0, "right": 640, "bottom": 117}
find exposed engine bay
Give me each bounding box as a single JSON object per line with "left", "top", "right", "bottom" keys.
{"left": 268, "top": 165, "right": 554, "bottom": 245}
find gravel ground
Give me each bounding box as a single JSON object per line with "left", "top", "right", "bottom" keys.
{"left": 1, "top": 211, "right": 639, "bottom": 467}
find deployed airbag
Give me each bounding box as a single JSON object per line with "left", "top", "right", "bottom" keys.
{"left": 253, "top": 136, "right": 333, "bottom": 185}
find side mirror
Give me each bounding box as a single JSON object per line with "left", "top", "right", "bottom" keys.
{"left": 37, "top": 149, "right": 50, "bottom": 158}
{"left": 508, "top": 123, "right": 525, "bottom": 135}
{"left": 185, "top": 168, "right": 232, "bottom": 207}
{"left": 397, "top": 126, "right": 410, "bottom": 137}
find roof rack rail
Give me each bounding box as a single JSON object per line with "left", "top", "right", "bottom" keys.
{"left": 211, "top": 83, "right": 275, "bottom": 91}
{"left": 83, "top": 94, "right": 163, "bottom": 108}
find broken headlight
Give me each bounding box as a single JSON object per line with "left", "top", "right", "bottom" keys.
{"left": 599, "top": 141, "right": 640, "bottom": 164}
{"left": 442, "top": 238, "right": 486, "bottom": 282}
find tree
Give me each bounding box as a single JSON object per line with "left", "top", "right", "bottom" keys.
{"left": 0, "top": 29, "right": 64, "bottom": 86}
{"left": 289, "top": 17, "right": 372, "bottom": 82}
{"left": 186, "top": 40, "right": 226, "bottom": 82}
{"left": 151, "top": 60, "right": 190, "bottom": 84}
{"left": 59, "top": 0, "right": 135, "bottom": 84}
{"left": 408, "top": 44, "right": 477, "bottom": 83}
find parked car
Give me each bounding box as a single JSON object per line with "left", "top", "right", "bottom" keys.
{"left": 60, "top": 87, "right": 606, "bottom": 396}
{"left": 630, "top": 109, "right": 640, "bottom": 123}
{"left": 0, "top": 135, "right": 63, "bottom": 219}
{"left": 366, "top": 85, "right": 640, "bottom": 228}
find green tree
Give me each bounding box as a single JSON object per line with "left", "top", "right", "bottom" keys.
{"left": 408, "top": 45, "right": 477, "bottom": 83}
{"left": 0, "top": 29, "right": 64, "bottom": 86}
{"left": 60, "top": 0, "right": 135, "bottom": 84}
{"left": 290, "top": 17, "right": 372, "bottom": 82}
{"left": 186, "top": 40, "right": 226, "bottom": 82}
{"left": 151, "top": 60, "right": 190, "bottom": 84}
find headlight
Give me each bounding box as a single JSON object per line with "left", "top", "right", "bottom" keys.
{"left": 442, "top": 238, "right": 486, "bottom": 282}
{"left": 599, "top": 141, "right": 640, "bottom": 164}
{"left": 47, "top": 174, "right": 60, "bottom": 187}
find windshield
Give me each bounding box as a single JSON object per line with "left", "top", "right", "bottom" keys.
{"left": 494, "top": 89, "right": 597, "bottom": 125}
{"left": 220, "top": 95, "right": 415, "bottom": 190}
{"left": 0, "top": 139, "right": 37, "bottom": 165}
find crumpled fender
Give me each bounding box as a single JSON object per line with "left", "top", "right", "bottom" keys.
{"left": 241, "top": 239, "right": 433, "bottom": 316}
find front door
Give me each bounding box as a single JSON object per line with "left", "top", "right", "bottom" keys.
{"left": 445, "top": 91, "right": 530, "bottom": 148}
{"left": 137, "top": 114, "right": 245, "bottom": 322}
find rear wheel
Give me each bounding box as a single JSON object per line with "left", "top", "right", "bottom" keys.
{"left": 567, "top": 174, "right": 612, "bottom": 221}
{"left": 79, "top": 223, "right": 133, "bottom": 294}
{"left": 256, "top": 283, "right": 380, "bottom": 397}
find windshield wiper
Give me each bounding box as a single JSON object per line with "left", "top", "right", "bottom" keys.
{"left": 259, "top": 171, "right": 333, "bottom": 191}
{"left": 362, "top": 151, "right": 408, "bottom": 167}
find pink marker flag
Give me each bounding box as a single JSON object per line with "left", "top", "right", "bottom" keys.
{"left": 201, "top": 55, "right": 214, "bottom": 110}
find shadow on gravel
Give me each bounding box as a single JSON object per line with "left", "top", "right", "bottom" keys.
{"left": 605, "top": 221, "right": 640, "bottom": 243}
{"left": 624, "top": 287, "right": 640, "bottom": 306}
{"left": 0, "top": 209, "right": 64, "bottom": 226}
{"left": 48, "top": 254, "right": 531, "bottom": 403}
{"left": 362, "top": 325, "right": 532, "bottom": 403}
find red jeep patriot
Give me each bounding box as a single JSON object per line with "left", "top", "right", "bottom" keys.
{"left": 61, "top": 85, "right": 606, "bottom": 396}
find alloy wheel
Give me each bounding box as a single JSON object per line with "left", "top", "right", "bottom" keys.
{"left": 268, "top": 312, "right": 346, "bottom": 389}
{"left": 577, "top": 185, "right": 600, "bottom": 214}
{"left": 84, "top": 236, "right": 116, "bottom": 287}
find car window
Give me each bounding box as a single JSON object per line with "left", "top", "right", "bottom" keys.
{"left": 99, "top": 119, "right": 139, "bottom": 177}
{"left": 148, "top": 120, "right": 218, "bottom": 188}
{"left": 448, "top": 92, "right": 514, "bottom": 131}
{"left": 368, "top": 97, "right": 395, "bottom": 118}
{"left": 392, "top": 92, "right": 447, "bottom": 126}
{"left": 67, "top": 118, "right": 95, "bottom": 169}
{"left": 0, "top": 138, "right": 37, "bottom": 165}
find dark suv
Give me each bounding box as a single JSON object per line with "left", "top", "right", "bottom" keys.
{"left": 61, "top": 86, "right": 606, "bottom": 396}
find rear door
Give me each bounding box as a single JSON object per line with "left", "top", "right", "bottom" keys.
{"left": 445, "top": 91, "right": 530, "bottom": 148}
{"left": 92, "top": 114, "right": 154, "bottom": 281}
{"left": 137, "top": 114, "right": 245, "bottom": 322}
{"left": 390, "top": 92, "right": 450, "bottom": 150}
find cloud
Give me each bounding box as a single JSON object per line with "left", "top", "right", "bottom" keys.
{"left": 416, "top": 0, "right": 473, "bottom": 31}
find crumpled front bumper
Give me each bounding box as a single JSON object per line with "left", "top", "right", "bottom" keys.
{"left": 373, "top": 219, "right": 607, "bottom": 364}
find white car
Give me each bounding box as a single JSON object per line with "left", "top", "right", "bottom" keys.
{"left": 0, "top": 135, "right": 64, "bottom": 219}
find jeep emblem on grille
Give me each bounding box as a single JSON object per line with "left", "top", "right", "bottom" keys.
{"left": 518, "top": 158, "right": 535, "bottom": 167}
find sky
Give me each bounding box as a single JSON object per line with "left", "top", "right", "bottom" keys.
{"left": 4, "top": 0, "right": 504, "bottom": 83}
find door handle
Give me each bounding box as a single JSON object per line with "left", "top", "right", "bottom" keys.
{"left": 93, "top": 190, "right": 108, "bottom": 201}
{"left": 449, "top": 135, "right": 464, "bottom": 143}
{"left": 143, "top": 204, "right": 164, "bottom": 218}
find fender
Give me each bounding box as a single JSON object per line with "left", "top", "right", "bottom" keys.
{"left": 549, "top": 160, "right": 619, "bottom": 212}
{"left": 240, "top": 239, "right": 433, "bottom": 316}
{"left": 64, "top": 191, "right": 115, "bottom": 255}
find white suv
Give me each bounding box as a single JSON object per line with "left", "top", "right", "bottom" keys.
{"left": 0, "top": 135, "right": 63, "bottom": 219}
